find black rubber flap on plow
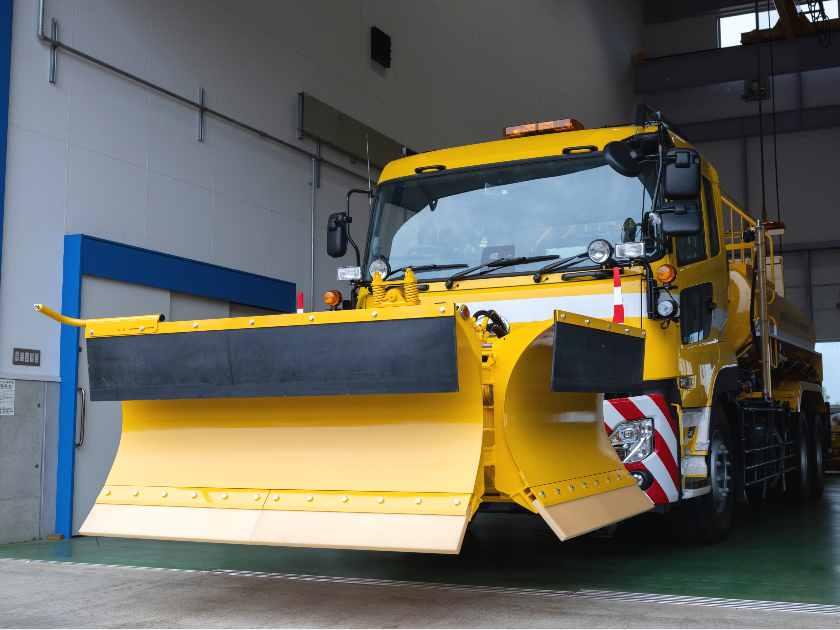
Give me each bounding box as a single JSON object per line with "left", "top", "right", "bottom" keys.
{"left": 550, "top": 321, "right": 644, "bottom": 394}
{"left": 87, "top": 317, "right": 458, "bottom": 401}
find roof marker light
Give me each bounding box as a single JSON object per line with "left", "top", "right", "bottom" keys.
{"left": 503, "top": 118, "right": 584, "bottom": 139}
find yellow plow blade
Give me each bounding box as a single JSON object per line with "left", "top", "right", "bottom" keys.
{"left": 77, "top": 305, "right": 485, "bottom": 553}
{"left": 491, "top": 311, "right": 653, "bottom": 539}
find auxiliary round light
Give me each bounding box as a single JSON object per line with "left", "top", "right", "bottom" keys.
{"left": 656, "top": 264, "right": 677, "bottom": 283}
{"left": 459, "top": 304, "right": 470, "bottom": 320}
{"left": 587, "top": 239, "right": 613, "bottom": 264}
{"left": 323, "top": 290, "right": 343, "bottom": 307}
{"left": 369, "top": 258, "right": 390, "bottom": 279}
{"left": 657, "top": 299, "right": 676, "bottom": 317}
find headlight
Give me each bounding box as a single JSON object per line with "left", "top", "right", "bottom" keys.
{"left": 609, "top": 418, "right": 654, "bottom": 464}
{"left": 337, "top": 266, "right": 362, "bottom": 281}
{"left": 369, "top": 259, "right": 390, "bottom": 279}
{"left": 587, "top": 239, "right": 613, "bottom": 264}
{"left": 614, "top": 242, "right": 645, "bottom": 259}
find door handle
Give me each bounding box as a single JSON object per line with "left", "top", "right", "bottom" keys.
{"left": 75, "top": 387, "right": 85, "bottom": 447}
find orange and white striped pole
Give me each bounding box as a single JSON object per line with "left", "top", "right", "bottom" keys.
{"left": 612, "top": 267, "right": 624, "bottom": 324}
{"left": 297, "top": 292, "right": 304, "bottom": 314}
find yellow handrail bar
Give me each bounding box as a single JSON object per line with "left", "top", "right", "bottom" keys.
{"left": 35, "top": 304, "right": 164, "bottom": 328}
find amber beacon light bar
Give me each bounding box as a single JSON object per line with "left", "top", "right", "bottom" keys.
{"left": 503, "top": 118, "right": 584, "bottom": 139}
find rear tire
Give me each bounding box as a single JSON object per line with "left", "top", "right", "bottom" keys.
{"left": 788, "top": 412, "right": 811, "bottom": 504}
{"left": 671, "top": 405, "right": 733, "bottom": 544}
{"left": 809, "top": 411, "right": 825, "bottom": 499}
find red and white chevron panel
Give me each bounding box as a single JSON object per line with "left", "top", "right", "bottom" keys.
{"left": 603, "top": 395, "right": 679, "bottom": 504}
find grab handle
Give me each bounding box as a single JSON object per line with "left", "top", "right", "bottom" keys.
{"left": 75, "top": 387, "right": 85, "bottom": 447}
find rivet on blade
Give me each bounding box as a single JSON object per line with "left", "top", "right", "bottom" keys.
{"left": 249, "top": 319, "right": 254, "bottom": 325}
{"left": 617, "top": 474, "right": 622, "bottom": 480}
{"left": 585, "top": 319, "right": 590, "bottom": 324}
{"left": 191, "top": 492, "right": 197, "bottom": 498}
{"left": 273, "top": 495, "right": 279, "bottom": 501}
{"left": 625, "top": 328, "right": 630, "bottom": 333}
{"left": 132, "top": 490, "right": 138, "bottom": 497}
{"left": 440, "top": 307, "right": 446, "bottom": 313}
{"left": 341, "top": 495, "right": 348, "bottom": 502}
{"left": 607, "top": 324, "right": 611, "bottom": 329}
{"left": 139, "top": 326, "right": 145, "bottom": 332}
{"left": 372, "top": 311, "right": 378, "bottom": 317}
{"left": 193, "top": 323, "right": 198, "bottom": 328}
{"left": 582, "top": 482, "right": 588, "bottom": 488}
{"left": 378, "top": 497, "right": 384, "bottom": 503}
{"left": 222, "top": 493, "right": 228, "bottom": 499}
{"left": 595, "top": 480, "right": 600, "bottom": 485}
{"left": 415, "top": 498, "right": 422, "bottom": 504}
{"left": 309, "top": 315, "right": 314, "bottom": 321}
{"left": 307, "top": 495, "right": 313, "bottom": 502}
{"left": 89, "top": 330, "right": 94, "bottom": 335}
{"left": 454, "top": 498, "right": 461, "bottom": 505}
{"left": 104, "top": 490, "right": 111, "bottom": 496}
{"left": 254, "top": 493, "right": 260, "bottom": 500}
{"left": 555, "top": 488, "right": 560, "bottom": 494}
{"left": 606, "top": 477, "right": 611, "bottom": 483}
{"left": 538, "top": 491, "right": 545, "bottom": 497}
{"left": 569, "top": 485, "right": 574, "bottom": 491}
{"left": 161, "top": 491, "right": 167, "bottom": 497}
{"left": 560, "top": 314, "right": 565, "bottom": 319}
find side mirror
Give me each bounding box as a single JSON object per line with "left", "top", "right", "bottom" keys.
{"left": 663, "top": 148, "right": 701, "bottom": 199}
{"left": 658, "top": 202, "right": 702, "bottom": 237}
{"left": 327, "top": 212, "right": 348, "bottom": 258}
{"left": 604, "top": 141, "right": 642, "bottom": 177}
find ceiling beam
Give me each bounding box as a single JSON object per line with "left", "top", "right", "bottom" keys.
{"left": 774, "top": 0, "right": 799, "bottom": 40}
{"left": 644, "top": 0, "right": 753, "bottom": 24}
{"left": 635, "top": 36, "right": 840, "bottom": 92}
{"left": 679, "top": 103, "right": 840, "bottom": 144}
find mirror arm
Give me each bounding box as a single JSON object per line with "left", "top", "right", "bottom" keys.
{"left": 344, "top": 189, "right": 373, "bottom": 268}
{"left": 630, "top": 258, "right": 658, "bottom": 320}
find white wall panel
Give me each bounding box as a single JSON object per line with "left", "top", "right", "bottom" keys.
{"left": 269, "top": 211, "right": 311, "bottom": 302}
{"left": 68, "top": 62, "right": 150, "bottom": 169}
{"left": 146, "top": 172, "right": 214, "bottom": 264}
{"left": 0, "top": 126, "right": 67, "bottom": 380}
{"left": 213, "top": 121, "right": 271, "bottom": 209}
{"left": 65, "top": 145, "right": 148, "bottom": 248}
{"left": 72, "top": 0, "right": 151, "bottom": 79}
{"left": 212, "top": 193, "right": 271, "bottom": 276}
{"left": 148, "top": 92, "right": 216, "bottom": 191}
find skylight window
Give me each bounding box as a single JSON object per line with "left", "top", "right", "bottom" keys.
{"left": 719, "top": 1, "right": 838, "bottom": 47}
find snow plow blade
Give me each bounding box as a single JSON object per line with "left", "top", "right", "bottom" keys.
{"left": 489, "top": 312, "right": 653, "bottom": 539}
{"left": 73, "top": 304, "right": 485, "bottom": 554}
{"left": 36, "top": 302, "right": 651, "bottom": 552}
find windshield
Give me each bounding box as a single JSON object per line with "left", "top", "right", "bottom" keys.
{"left": 364, "top": 154, "right": 660, "bottom": 281}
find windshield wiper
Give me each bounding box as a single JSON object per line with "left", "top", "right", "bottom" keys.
{"left": 532, "top": 253, "right": 589, "bottom": 283}
{"left": 385, "top": 263, "right": 467, "bottom": 280}
{"left": 445, "top": 255, "right": 557, "bottom": 289}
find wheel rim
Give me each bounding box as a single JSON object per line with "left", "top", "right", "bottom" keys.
{"left": 710, "top": 430, "right": 730, "bottom": 512}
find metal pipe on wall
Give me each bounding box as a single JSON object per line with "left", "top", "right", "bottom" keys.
{"left": 35, "top": 0, "right": 370, "bottom": 184}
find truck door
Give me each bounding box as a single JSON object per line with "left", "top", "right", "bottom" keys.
{"left": 675, "top": 175, "right": 727, "bottom": 407}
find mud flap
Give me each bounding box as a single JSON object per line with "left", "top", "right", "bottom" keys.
{"left": 80, "top": 305, "right": 485, "bottom": 553}
{"left": 493, "top": 311, "right": 652, "bottom": 539}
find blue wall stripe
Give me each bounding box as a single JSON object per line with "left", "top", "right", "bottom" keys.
{"left": 0, "top": 0, "right": 14, "bottom": 290}
{"left": 55, "top": 235, "right": 83, "bottom": 538}
{"left": 55, "top": 235, "right": 296, "bottom": 537}
{"left": 79, "top": 236, "right": 296, "bottom": 312}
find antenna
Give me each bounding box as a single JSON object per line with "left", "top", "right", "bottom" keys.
{"left": 366, "top": 133, "right": 372, "bottom": 206}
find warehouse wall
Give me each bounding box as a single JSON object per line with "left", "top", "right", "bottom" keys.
{"left": 0, "top": 0, "right": 645, "bottom": 542}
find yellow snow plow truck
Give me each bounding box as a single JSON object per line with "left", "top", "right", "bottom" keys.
{"left": 38, "top": 105, "right": 827, "bottom": 552}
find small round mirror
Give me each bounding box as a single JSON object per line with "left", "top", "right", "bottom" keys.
{"left": 604, "top": 141, "right": 642, "bottom": 177}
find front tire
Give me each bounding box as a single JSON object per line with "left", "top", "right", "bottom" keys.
{"left": 671, "top": 405, "right": 733, "bottom": 544}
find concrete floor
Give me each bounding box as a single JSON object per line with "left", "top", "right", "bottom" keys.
{"left": 2, "top": 476, "right": 840, "bottom": 627}
{"left": 1, "top": 560, "right": 838, "bottom": 629}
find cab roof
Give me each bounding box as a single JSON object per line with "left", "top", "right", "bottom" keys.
{"left": 378, "top": 125, "right": 716, "bottom": 185}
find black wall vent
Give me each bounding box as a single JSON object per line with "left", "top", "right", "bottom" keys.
{"left": 371, "top": 27, "right": 391, "bottom": 68}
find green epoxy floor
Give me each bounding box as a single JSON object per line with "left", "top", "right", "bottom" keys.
{"left": 5, "top": 476, "right": 840, "bottom": 606}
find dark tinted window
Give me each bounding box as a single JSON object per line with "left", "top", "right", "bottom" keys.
{"left": 680, "top": 282, "right": 714, "bottom": 344}
{"left": 703, "top": 177, "right": 720, "bottom": 257}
